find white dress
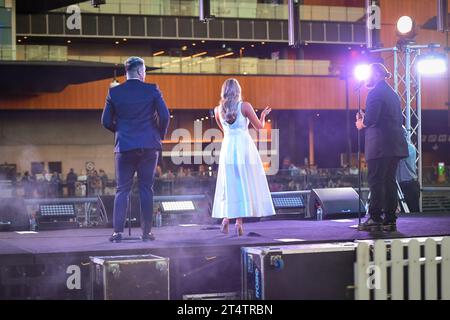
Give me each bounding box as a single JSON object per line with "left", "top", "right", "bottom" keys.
{"left": 212, "top": 102, "right": 276, "bottom": 219}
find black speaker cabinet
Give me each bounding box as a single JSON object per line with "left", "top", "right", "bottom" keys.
{"left": 309, "top": 188, "right": 365, "bottom": 220}
{"left": 0, "top": 198, "right": 30, "bottom": 231}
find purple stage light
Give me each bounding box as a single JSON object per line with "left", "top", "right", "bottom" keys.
{"left": 354, "top": 64, "right": 371, "bottom": 81}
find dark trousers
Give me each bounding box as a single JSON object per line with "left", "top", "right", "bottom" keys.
{"left": 399, "top": 180, "right": 420, "bottom": 213}
{"left": 367, "top": 157, "right": 401, "bottom": 220}
{"left": 67, "top": 184, "right": 75, "bottom": 197}
{"left": 113, "top": 148, "right": 158, "bottom": 233}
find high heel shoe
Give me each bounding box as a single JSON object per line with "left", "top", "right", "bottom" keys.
{"left": 235, "top": 224, "right": 244, "bottom": 237}
{"left": 220, "top": 219, "right": 229, "bottom": 234}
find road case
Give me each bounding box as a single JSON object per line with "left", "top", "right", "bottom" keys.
{"left": 90, "top": 254, "right": 169, "bottom": 300}
{"left": 242, "top": 242, "right": 357, "bottom": 300}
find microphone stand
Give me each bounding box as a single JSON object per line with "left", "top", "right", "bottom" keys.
{"left": 121, "top": 190, "right": 141, "bottom": 241}
{"left": 357, "top": 83, "right": 363, "bottom": 228}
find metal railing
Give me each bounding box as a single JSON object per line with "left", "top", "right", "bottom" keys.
{"left": 53, "top": 1, "right": 364, "bottom": 22}
{"left": 68, "top": 54, "right": 333, "bottom": 76}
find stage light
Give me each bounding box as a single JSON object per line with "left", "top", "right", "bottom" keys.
{"left": 417, "top": 54, "right": 447, "bottom": 76}
{"left": 91, "top": 0, "right": 106, "bottom": 8}
{"left": 354, "top": 64, "right": 371, "bottom": 81}
{"left": 397, "top": 16, "right": 413, "bottom": 34}
{"left": 39, "top": 204, "right": 76, "bottom": 217}
{"left": 161, "top": 201, "right": 195, "bottom": 212}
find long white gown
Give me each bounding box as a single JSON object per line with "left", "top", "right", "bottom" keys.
{"left": 212, "top": 102, "right": 276, "bottom": 219}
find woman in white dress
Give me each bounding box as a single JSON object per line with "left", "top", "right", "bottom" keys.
{"left": 212, "top": 78, "right": 276, "bottom": 236}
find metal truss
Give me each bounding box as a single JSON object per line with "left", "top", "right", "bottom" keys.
{"left": 371, "top": 44, "right": 434, "bottom": 211}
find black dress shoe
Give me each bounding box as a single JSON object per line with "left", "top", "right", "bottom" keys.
{"left": 109, "top": 232, "right": 122, "bottom": 242}
{"left": 141, "top": 232, "right": 155, "bottom": 242}
{"left": 382, "top": 217, "right": 397, "bottom": 232}
{"left": 358, "top": 217, "right": 383, "bottom": 232}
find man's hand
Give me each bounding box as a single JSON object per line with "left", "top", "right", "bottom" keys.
{"left": 355, "top": 111, "right": 366, "bottom": 130}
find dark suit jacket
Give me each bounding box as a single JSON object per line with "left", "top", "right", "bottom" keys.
{"left": 363, "top": 80, "right": 408, "bottom": 161}
{"left": 101, "top": 79, "right": 170, "bottom": 153}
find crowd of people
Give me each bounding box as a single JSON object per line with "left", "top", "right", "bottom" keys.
{"left": 16, "top": 168, "right": 109, "bottom": 198}
{"left": 3, "top": 159, "right": 448, "bottom": 199}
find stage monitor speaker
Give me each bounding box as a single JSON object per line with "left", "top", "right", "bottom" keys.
{"left": 288, "top": 0, "right": 301, "bottom": 47}
{"left": 437, "top": 0, "right": 448, "bottom": 32}
{"left": 0, "top": 198, "right": 30, "bottom": 231}
{"left": 309, "top": 188, "right": 365, "bottom": 220}
{"left": 97, "top": 195, "right": 141, "bottom": 228}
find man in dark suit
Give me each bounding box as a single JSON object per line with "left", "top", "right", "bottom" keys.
{"left": 102, "top": 56, "right": 170, "bottom": 242}
{"left": 356, "top": 63, "right": 408, "bottom": 232}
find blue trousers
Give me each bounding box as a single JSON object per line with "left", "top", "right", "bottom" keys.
{"left": 113, "top": 148, "right": 158, "bottom": 233}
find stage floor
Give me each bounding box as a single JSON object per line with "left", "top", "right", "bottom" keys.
{"left": 1, "top": 213, "right": 450, "bottom": 257}
{"left": 1, "top": 213, "right": 450, "bottom": 299}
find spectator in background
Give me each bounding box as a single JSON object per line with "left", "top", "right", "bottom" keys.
{"left": 99, "top": 169, "right": 108, "bottom": 195}
{"left": 281, "top": 157, "right": 292, "bottom": 175}
{"left": 50, "top": 172, "right": 61, "bottom": 197}
{"left": 91, "top": 170, "right": 103, "bottom": 196}
{"left": 162, "top": 169, "right": 175, "bottom": 179}
{"left": 198, "top": 164, "right": 207, "bottom": 177}
{"left": 177, "top": 166, "right": 186, "bottom": 178}
{"left": 22, "top": 171, "right": 34, "bottom": 198}
{"left": 396, "top": 127, "right": 420, "bottom": 213}
{"left": 155, "top": 165, "right": 163, "bottom": 178}
{"left": 66, "top": 168, "right": 78, "bottom": 197}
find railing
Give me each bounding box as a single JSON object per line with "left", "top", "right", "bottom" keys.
{"left": 355, "top": 237, "right": 450, "bottom": 300}
{"left": 68, "top": 54, "right": 333, "bottom": 76}
{"left": 53, "top": 0, "right": 364, "bottom": 22}
{"left": 4, "top": 44, "right": 333, "bottom": 76}
{"left": 6, "top": 166, "right": 450, "bottom": 200}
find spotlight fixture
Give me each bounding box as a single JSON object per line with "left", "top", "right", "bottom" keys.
{"left": 91, "top": 0, "right": 106, "bottom": 8}
{"left": 397, "top": 16, "right": 414, "bottom": 34}
{"left": 417, "top": 52, "right": 447, "bottom": 76}
{"left": 396, "top": 16, "right": 417, "bottom": 45}
{"left": 354, "top": 64, "right": 371, "bottom": 81}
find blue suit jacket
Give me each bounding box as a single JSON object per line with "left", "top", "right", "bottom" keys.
{"left": 363, "top": 80, "right": 408, "bottom": 161}
{"left": 101, "top": 79, "right": 170, "bottom": 153}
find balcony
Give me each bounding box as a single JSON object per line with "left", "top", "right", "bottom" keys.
{"left": 52, "top": 0, "right": 364, "bottom": 22}
{"left": 16, "top": 2, "right": 366, "bottom": 45}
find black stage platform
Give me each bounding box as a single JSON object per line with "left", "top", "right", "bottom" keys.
{"left": 1, "top": 213, "right": 449, "bottom": 299}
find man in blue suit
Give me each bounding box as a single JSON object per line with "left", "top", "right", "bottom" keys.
{"left": 102, "top": 57, "right": 170, "bottom": 242}
{"left": 356, "top": 63, "right": 408, "bottom": 232}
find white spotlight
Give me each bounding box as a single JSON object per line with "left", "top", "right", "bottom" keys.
{"left": 417, "top": 54, "right": 447, "bottom": 76}
{"left": 397, "top": 16, "right": 413, "bottom": 34}
{"left": 354, "top": 64, "right": 371, "bottom": 81}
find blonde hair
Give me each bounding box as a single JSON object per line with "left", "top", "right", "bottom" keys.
{"left": 219, "top": 78, "right": 242, "bottom": 124}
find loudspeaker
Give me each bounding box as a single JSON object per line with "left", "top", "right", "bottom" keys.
{"left": 97, "top": 195, "right": 141, "bottom": 228}
{"left": 0, "top": 198, "right": 30, "bottom": 231}
{"left": 288, "top": 0, "right": 301, "bottom": 47}
{"left": 309, "top": 188, "right": 365, "bottom": 220}
{"left": 437, "top": 0, "right": 448, "bottom": 32}
{"left": 199, "top": 0, "right": 213, "bottom": 22}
